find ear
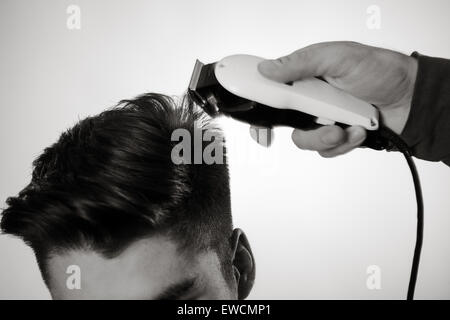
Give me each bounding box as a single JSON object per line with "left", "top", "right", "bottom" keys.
{"left": 230, "top": 228, "right": 255, "bottom": 299}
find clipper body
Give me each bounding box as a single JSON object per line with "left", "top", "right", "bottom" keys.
{"left": 188, "top": 54, "right": 390, "bottom": 150}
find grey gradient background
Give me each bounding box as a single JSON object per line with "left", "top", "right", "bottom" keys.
{"left": 1, "top": 0, "right": 450, "bottom": 299}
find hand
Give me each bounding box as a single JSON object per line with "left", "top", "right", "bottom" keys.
{"left": 251, "top": 41, "right": 418, "bottom": 157}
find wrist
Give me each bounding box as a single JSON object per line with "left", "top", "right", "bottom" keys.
{"left": 381, "top": 56, "right": 418, "bottom": 135}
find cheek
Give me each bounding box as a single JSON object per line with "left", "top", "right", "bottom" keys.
{"left": 197, "top": 285, "right": 235, "bottom": 300}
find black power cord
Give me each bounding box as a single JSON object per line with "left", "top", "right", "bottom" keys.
{"left": 377, "top": 126, "right": 424, "bottom": 300}
{"left": 189, "top": 81, "right": 425, "bottom": 299}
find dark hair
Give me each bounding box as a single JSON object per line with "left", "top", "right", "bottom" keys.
{"left": 0, "top": 93, "right": 233, "bottom": 286}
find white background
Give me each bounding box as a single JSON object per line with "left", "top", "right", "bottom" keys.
{"left": 1, "top": 0, "right": 450, "bottom": 299}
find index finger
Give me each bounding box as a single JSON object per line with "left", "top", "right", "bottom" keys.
{"left": 257, "top": 41, "right": 367, "bottom": 83}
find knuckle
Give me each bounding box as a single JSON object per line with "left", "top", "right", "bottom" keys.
{"left": 277, "top": 54, "right": 294, "bottom": 67}
{"left": 293, "top": 49, "right": 308, "bottom": 63}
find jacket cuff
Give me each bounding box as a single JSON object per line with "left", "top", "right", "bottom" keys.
{"left": 400, "top": 52, "right": 450, "bottom": 162}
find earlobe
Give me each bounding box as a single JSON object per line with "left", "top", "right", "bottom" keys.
{"left": 230, "top": 229, "right": 255, "bottom": 300}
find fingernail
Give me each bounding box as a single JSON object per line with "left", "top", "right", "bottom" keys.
{"left": 348, "top": 127, "right": 365, "bottom": 143}
{"left": 321, "top": 132, "right": 341, "bottom": 145}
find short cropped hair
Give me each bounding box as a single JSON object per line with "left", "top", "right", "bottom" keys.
{"left": 1, "top": 93, "right": 233, "bottom": 286}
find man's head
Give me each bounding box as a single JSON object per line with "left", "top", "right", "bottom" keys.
{"left": 1, "top": 93, "right": 254, "bottom": 299}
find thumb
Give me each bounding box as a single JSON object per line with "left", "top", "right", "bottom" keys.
{"left": 257, "top": 42, "right": 348, "bottom": 83}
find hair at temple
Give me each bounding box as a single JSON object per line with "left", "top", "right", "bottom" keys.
{"left": 0, "top": 93, "right": 233, "bottom": 287}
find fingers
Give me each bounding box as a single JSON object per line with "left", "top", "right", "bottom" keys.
{"left": 291, "top": 125, "right": 366, "bottom": 157}
{"left": 258, "top": 41, "right": 362, "bottom": 83}
{"left": 318, "top": 126, "right": 366, "bottom": 157}
{"left": 291, "top": 125, "right": 346, "bottom": 151}
{"left": 249, "top": 123, "right": 366, "bottom": 157}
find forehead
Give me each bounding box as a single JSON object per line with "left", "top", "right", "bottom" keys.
{"left": 47, "top": 236, "right": 222, "bottom": 299}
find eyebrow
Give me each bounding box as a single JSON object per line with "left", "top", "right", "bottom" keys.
{"left": 154, "top": 277, "right": 197, "bottom": 300}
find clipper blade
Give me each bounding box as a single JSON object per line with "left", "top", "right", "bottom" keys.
{"left": 188, "top": 60, "right": 220, "bottom": 116}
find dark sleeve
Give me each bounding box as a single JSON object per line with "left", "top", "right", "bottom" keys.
{"left": 400, "top": 52, "right": 450, "bottom": 166}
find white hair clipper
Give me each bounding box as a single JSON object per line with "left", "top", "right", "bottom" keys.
{"left": 188, "top": 54, "right": 392, "bottom": 150}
